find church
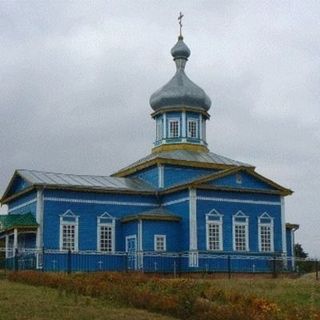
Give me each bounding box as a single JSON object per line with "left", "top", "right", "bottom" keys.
{"left": 0, "top": 27, "right": 298, "bottom": 273}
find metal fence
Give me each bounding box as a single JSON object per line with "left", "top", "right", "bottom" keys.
{"left": 0, "top": 248, "right": 318, "bottom": 279}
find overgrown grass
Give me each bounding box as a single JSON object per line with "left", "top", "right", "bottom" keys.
{"left": 7, "top": 271, "right": 320, "bottom": 320}
{"left": 0, "top": 279, "right": 176, "bottom": 320}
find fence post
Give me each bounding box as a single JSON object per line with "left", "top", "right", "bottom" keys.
{"left": 227, "top": 255, "right": 231, "bottom": 279}
{"left": 14, "top": 248, "right": 19, "bottom": 272}
{"left": 272, "top": 255, "right": 277, "bottom": 278}
{"left": 67, "top": 249, "right": 71, "bottom": 274}
{"left": 315, "top": 259, "right": 319, "bottom": 281}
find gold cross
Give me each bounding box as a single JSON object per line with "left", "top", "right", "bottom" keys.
{"left": 178, "top": 12, "right": 184, "bottom": 37}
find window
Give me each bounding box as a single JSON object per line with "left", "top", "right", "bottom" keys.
{"left": 258, "top": 213, "right": 274, "bottom": 252}
{"left": 60, "top": 210, "right": 79, "bottom": 251}
{"left": 169, "top": 119, "right": 180, "bottom": 138}
{"left": 206, "top": 209, "right": 223, "bottom": 251}
{"left": 233, "top": 211, "right": 249, "bottom": 251}
{"left": 156, "top": 118, "right": 163, "bottom": 141}
{"left": 154, "top": 235, "right": 166, "bottom": 251}
{"left": 236, "top": 174, "right": 242, "bottom": 184}
{"left": 187, "top": 119, "right": 198, "bottom": 138}
{"left": 97, "top": 212, "right": 115, "bottom": 252}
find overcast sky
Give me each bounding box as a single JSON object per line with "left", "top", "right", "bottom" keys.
{"left": 0, "top": 1, "right": 319, "bottom": 256}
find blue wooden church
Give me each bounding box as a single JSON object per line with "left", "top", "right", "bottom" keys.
{"left": 0, "top": 32, "right": 298, "bottom": 273}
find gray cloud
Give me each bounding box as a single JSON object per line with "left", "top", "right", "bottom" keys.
{"left": 0, "top": 1, "right": 319, "bottom": 256}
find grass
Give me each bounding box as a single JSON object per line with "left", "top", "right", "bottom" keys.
{"left": 0, "top": 279, "right": 176, "bottom": 320}
{"left": 6, "top": 271, "right": 320, "bottom": 320}
{"left": 204, "top": 277, "right": 320, "bottom": 310}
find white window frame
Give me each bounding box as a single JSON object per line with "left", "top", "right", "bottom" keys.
{"left": 233, "top": 211, "right": 249, "bottom": 252}
{"left": 168, "top": 118, "right": 180, "bottom": 138}
{"left": 206, "top": 209, "right": 223, "bottom": 251}
{"left": 97, "top": 212, "right": 115, "bottom": 253}
{"left": 59, "top": 210, "right": 79, "bottom": 252}
{"left": 187, "top": 118, "right": 199, "bottom": 138}
{"left": 156, "top": 117, "right": 163, "bottom": 141}
{"left": 154, "top": 234, "right": 166, "bottom": 252}
{"left": 258, "top": 212, "right": 274, "bottom": 252}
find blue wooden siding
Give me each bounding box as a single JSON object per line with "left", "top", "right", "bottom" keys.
{"left": 163, "top": 165, "right": 215, "bottom": 188}
{"left": 6, "top": 176, "right": 31, "bottom": 197}
{"left": 208, "top": 171, "right": 276, "bottom": 191}
{"left": 43, "top": 189, "right": 158, "bottom": 250}
{"left": 196, "top": 189, "right": 282, "bottom": 253}
{"left": 142, "top": 220, "right": 180, "bottom": 251}
{"left": 130, "top": 166, "right": 159, "bottom": 188}
{"left": 7, "top": 191, "right": 37, "bottom": 216}
{"left": 286, "top": 229, "right": 293, "bottom": 257}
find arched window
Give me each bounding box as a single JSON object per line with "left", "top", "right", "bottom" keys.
{"left": 258, "top": 212, "right": 274, "bottom": 252}
{"left": 233, "top": 211, "right": 249, "bottom": 252}
{"left": 206, "top": 209, "right": 223, "bottom": 251}
{"left": 97, "top": 212, "right": 115, "bottom": 253}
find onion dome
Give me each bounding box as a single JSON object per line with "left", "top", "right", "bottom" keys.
{"left": 150, "top": 36, "right": 211, "bottom": 112}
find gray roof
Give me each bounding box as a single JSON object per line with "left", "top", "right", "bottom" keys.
{"left": 16, "top": 169, "right": 155, "bottom": 192}
{"left": 149, "top": 37, "right": 211, "bottom": 112}
{"left": 115, "top": 150, "right": 253, "bottom": 174}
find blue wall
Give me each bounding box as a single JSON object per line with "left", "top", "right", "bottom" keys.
{"left": 43, "top": 189, "right": 158, "bottom": 250}
{"left": 163, "top": 165, "right": 214, "bottom": 188}
{"left": 130, "top": 166, "right": 158, "bottom": 188}
{"left": 7, "top": 176, "right": 31, "bottom": 196}
{"left": 196, "top": 189, "right": 282, "bottom": 254}
{"left": 142, "top": 220, "right": 180, "bottom": 251}
{"left": 210, "top": 171, "right": 276, "bottom": 191}
{"left": 7, "top": 190, "right": 37, "bottom": 216}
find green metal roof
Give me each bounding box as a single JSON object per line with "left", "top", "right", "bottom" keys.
{"left": 0, "top": 213, "right": 38, "bottom": 232}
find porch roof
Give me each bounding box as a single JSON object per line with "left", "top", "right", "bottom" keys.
{"left": 0, "top": 213, "right": 38, "bottom": 233}
{"left": 121, "top": 207, "right": 181, "bottom": 223}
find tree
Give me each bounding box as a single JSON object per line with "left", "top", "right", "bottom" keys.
{"left": 294, "top": 243, "right": 313, "bottom": 273}
{"left": 294, "top": 243, "right": 308, "bottom": 259}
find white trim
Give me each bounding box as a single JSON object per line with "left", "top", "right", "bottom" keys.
{"left": 97, "top": 212, "right": 115, "bottom": 253}
{"left": 44, "top": 197, "right": 157, "bottom": 207}
{"left": 158, "top": 164, "right": 164, "bottom": 188}
{"left": 199, "top": 114, "right": 203, "bottom": 140}
{"left": 163, "top": 113, "right": 167, "bottom": 138}
{"left": 154, "top": 234, "right": 166, "bottom": 252}
{"left": 197, "top": 196, "right": 280, "bottom": 206}
{"left": 137, "top": 220, "right": 143, "bottom": 269}
{"left": 182, "top": 111, "right": 186, "bottom": 138}
{"left": 281, "top": 197, "right": 287, "bottom": 255}
{"left": 59, "top": 210, "right": 79, "bottom": 251}
{"left": 162, "top": 197, "right": 189, "bottom": 206}
{"left": 8, "top": 198, "right": 37, "bottom": 213}
{"left": 13, "top": 228, "right": 18, "bottom": 252}
{"left": 125, "top": 235, "right": 137, "bottom": 252}
{"left": 206, "top": 209, "right": 223, "bottom": 251}
{"left": 187, "top": 118, "right": 199, "bottom": 139}
{"left": 232, "top": 211, "right": 249, "bottom": 252}
{"left": 189, "top": 189, "right": 197, "bottom": 251}
{"left": 36, "top": 189, "right": 44, "bottom": 250}
{"left": 168, "top": 118, "right": 180, "bottom": 138}
{"left": 5, "top": 235, "right": 9, "bottom": 258}
{"left": 258, "top": 212, "right": 274, "bottom": 252}
{"left": 291, "top": 230, "right": 295, "bottom": 270}
{"left": 125, "top": 235, "right": 137, "bottom": 270}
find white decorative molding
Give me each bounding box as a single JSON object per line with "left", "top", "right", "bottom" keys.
{"left": 182, "top": 111, "right": 186, "bottom": 138}
{"left": 233, "top": 211, "right": 249, "bottom": 252}
{"left": 206, "top": 209, "right": 223, "bottom": 251}
{"left": 162, "top": 197, "right": 189, "bottom": 206}
{"left": 280, "top": 197, "right": 287, "bottom": 255}
{"left": 97, "top": 212, "right": 115, "bottom": 253}
{"left": 258, "top": 212, "right": 274, "bottom": 253}
{"left": 163, "top": 113, "right": 167, "bottom": 139}
{"left": 44, "top": 197, "right": 158, "bottom": 207}
{"left": 158, "top": 164, "right": 164, "bottom": 188}
{"left": 189, "top": 189, "right": 197, "bottom": 252}
{"left": 197, "top": 196, "right": 280, "bottom": 206}
{"left": 36, "top": 189, "right": 44, "bottom": 256}
{"left": 8, "top": 198, "right": 37, "bottom": 213}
